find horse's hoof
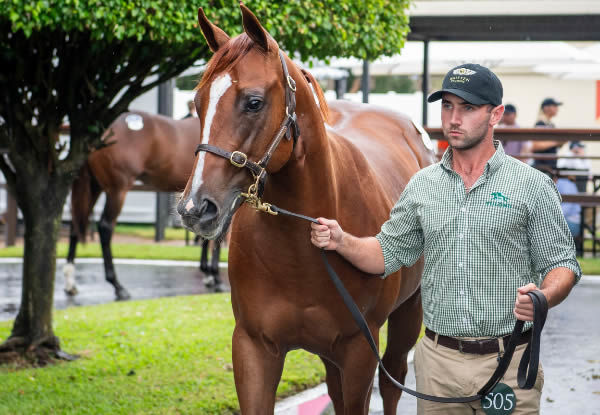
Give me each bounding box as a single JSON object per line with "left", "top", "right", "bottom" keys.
{"left": 64, "top": 286, "right": 78, "bottom": 296}
{"left": 116, "top": 288, "right": 131, "bottom": 301}
{"left": 203, "top": 275, "right": 216, "bottom": 287}
{"left": 214, "top": 282, "right": 229, "bottom": 293}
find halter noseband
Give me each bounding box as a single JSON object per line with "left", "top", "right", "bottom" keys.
{"left": 194, "top": 49, "right": 300, "bottom": 215}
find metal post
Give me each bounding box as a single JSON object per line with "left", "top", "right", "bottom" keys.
{"left": 422, "top": 39, "right": 430, "bottom": 127}
{"left": 334, "top": 78, "right": 347, "bottom": 100}
{"left": 362, "top": 60, "right": 370, "bottom": 104}
{"left": 155, "top": 79, "right": 174, "bottom": 242}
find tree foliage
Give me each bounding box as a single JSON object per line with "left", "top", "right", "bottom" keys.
{"left": 0, "top": 0, "right": 411, "bottom": 362}
{"left": 2, "top": 0, "right": 411, "bottom": 60}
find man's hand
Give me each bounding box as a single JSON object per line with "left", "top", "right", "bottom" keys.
{"left": 310, "top": 218, "right": 344, "bottom": 250}
{"left": 513, "top": 283, "right": 539, "bottom": 321}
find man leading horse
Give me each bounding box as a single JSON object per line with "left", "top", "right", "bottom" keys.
{"left": 311, "top": 63, "right": 581, "bottom": 414}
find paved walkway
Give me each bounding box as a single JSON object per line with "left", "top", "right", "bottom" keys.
{"left": 276, "top": 277, "right": 600, "bottom": 414}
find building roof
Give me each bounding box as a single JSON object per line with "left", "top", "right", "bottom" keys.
{"left": 408, "top": 0, "right": 600, "bottom": 41}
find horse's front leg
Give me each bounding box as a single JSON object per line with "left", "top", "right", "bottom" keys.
{"left": 337, "top": 330, "right": 380, "bottom": 414}
{"left": 232, "top": 325, "right": 286, "bottom": 414}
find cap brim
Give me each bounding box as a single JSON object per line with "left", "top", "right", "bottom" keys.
{"left": 427, "top": 89, "right": 490, "bottom": 105}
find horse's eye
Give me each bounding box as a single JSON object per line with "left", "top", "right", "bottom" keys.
{"left": 246, "top": 98, "right": 263, "bottom": 112}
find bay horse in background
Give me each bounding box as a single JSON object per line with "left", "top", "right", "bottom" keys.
{"left": 177, "top": 5, "right": 436, "bottom": 414}
{"left": 64, "top": 111, "right": 226, "bottom": 301}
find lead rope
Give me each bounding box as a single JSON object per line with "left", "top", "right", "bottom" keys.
{"left": 265, "top": 204, "right": 548, "bottom": 403}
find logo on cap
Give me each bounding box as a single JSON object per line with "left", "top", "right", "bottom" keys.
{"left": 452, "top": 68, "right": 477, "bottom": 75}
{"left": 453, "top": 68, "right": 477, "bottom": 76}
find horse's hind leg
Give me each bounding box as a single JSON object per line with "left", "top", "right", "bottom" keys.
{"left": 98, "top": 190, "right": 130, "bottom": 301}
{"left": 64, "top": 225, "right": 79, "bottom": 296}
{"left": 379, "top": 287, "right": 423, "bottom": 415}
{"left": 64, "top": 180, "right": 101, "bottom": 296}
{"left": 211, "top": 241, "right": 225, "bottom": 292}
{"left": 200, "top": 239, "right": 215, "bottom": 287}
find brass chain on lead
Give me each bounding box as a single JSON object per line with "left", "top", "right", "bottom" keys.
{"left": 240, "top": 171, "right": 278, "bottom": 215}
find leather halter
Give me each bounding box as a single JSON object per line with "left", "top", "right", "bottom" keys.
{"left": 194, "top": 49, "right": 300, "bottom": 214}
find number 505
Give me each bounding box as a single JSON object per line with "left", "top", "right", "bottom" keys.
{"left": 482, "top": 392, "right": 515, "bottom": 411}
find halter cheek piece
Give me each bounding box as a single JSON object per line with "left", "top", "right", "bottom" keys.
{"left": 194, "top": 50, "right": 300, "bottom": 215}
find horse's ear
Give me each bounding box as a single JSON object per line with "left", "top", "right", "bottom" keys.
{"left": 240, "top": 3, "right": 269, "bottom": 52}
{"left": 198, "top": 8, "right": 230, "bottom": 53}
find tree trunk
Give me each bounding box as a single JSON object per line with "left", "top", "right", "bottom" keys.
{"left": 0, "top": 170, "right": 71, "bottom": 366}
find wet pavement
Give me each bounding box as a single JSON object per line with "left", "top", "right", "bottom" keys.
{"left": 0, "top": 258, "right": 229, "bottom": 322}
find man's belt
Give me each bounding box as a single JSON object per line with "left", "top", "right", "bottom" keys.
{"left": 425, "top": 327, "right": 532, "bottom": 355}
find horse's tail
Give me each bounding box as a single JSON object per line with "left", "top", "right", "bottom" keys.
{"left": 70, "top": 160, "right": 98, "bottom": 243}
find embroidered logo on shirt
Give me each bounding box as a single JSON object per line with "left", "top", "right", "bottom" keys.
{"left": 486, "top": 192, "right": 512, "bottom": 208}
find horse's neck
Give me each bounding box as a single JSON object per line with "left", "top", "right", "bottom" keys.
{"left": 267, "top": 83, "right": 338, "bottom": 218}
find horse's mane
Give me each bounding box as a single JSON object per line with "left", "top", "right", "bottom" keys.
{"left": 196, "top": 34, "right": 329, "bottom": 125}
{"left": 300, "top": 68, "right": 330, "bottom": 125}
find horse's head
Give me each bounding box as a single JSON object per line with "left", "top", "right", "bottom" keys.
{"left": 177, "top": 4, "right": 302, "bottom": 239}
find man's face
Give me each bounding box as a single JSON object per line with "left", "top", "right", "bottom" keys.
{"left": 544, "top": 104, "right": 559, "bottom": 117}
{"left": 572, "top": 146, "right": 584, "bottom": 155}
{"left": 441, "top": 93, "right": 500, "bottom": 150}
{"left": 501, "top": 112, "right": 516, "bottom": 125}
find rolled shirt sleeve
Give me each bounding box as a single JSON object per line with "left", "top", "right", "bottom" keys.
{"left": 376, "top": 179, "right": 425, "bottom": 278}
{"left": 528, "top": 176, "right": 582, "bottom": 283}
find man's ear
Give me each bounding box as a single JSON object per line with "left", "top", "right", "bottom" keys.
{"left": 491, "top": 104, "right": 504, "bottom": 126}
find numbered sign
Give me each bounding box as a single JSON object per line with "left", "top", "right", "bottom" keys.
{"left": 480, "top": 383, "right": 516, "bottom": 415}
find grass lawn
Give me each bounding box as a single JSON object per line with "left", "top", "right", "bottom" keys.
{"left": 0, "top": 294, "right": 330, "bottom": 414}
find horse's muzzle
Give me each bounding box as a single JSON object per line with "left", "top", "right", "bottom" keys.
{"left": 177, "top": 196, "right": 220, "bottom": 236}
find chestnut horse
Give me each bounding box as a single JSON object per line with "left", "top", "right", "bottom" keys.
{"left": 64, "top": 111, "right": 225, "bottom": 300}
{"left": 178, "top": 5, "right": 436, "bottom": 414}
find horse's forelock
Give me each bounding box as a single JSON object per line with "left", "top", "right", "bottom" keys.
{"left": 196, "top": 35, "right": 258, "bottom": 91}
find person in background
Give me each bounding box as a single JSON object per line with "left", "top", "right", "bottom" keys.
{"left": 557, "top": 141, "right": 591, "bottom": 192}
{"left": 531, "top": 98, "right": 564, "bottom": 170}
{"left": 540, "top": 167, "right": 582, "bottom": 240}
{"left": 497, "top": 103, "right": 528, "bottom": 157}
{"left": 183, "top": 100, "right": 196, "bottom": 119}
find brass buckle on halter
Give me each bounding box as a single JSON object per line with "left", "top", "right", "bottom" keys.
{"left": 230, "top": 151, "right": 248, "bottom": 168}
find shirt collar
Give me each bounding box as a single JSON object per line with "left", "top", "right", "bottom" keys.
{"left": 441, "top": 140, "right": 506, "bottom": 176}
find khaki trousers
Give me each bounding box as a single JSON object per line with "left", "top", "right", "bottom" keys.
{"left": 414, "top": 333, "right": 543, "bottom": 414}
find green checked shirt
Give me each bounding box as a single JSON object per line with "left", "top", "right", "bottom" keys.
{"left": 376, "top": 141, "right": 581, "bottom": 338}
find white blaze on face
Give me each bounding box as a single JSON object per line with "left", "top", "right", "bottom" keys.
{"left": 188, "top": 73, "right": 232, "bottom": 207}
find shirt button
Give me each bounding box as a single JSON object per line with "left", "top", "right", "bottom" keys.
{"left": 463, "top": 317, "right": 469, "bottom": 324}
{"left": 461, "top": 207, "right": 466, "bottom": 212}
{"left": 458, "top": 233, "right": 464, "bottom": 239}
{"left": 460, "top": 290, "right": 465, "bottom": 295}
{"left": 458, "top": 262, "right": 464, "bottom": 268}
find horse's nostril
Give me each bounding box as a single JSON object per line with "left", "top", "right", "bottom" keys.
{"left": 199, "top": 198, "right": 218, "bottom": 222}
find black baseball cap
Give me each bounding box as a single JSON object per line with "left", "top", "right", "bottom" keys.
{"left": 570, "top": 141, "right": 585, "bottom": 149}
{"left": 428, "top": 63, "right": 503, "bottom": 106}
{"left": 504, "top": 104, "right": 516, "bottom": 113}
{"left": 541, "top": 98, "right": 562, "bottom": 108}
